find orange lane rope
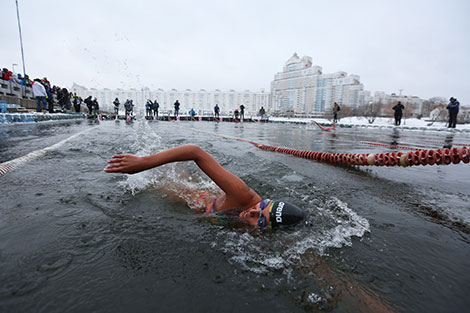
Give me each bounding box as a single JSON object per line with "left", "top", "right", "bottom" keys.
{"left": 184, "top": 127, "right": 470, "bottom": 167}
{"left": 250, "top": 142, "right": 469, "bottom": 167}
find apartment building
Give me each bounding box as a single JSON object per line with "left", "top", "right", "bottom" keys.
{"left": 270, "top": 53, "right": 364, "bottom": 114}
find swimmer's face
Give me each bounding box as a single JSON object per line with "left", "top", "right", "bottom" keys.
{"left": 239, "top": 201, "right": 271, "bottom": 227}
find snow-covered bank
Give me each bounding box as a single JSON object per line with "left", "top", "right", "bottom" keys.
{"left": 269, "top": 116, "right": 470, "bottom": 132}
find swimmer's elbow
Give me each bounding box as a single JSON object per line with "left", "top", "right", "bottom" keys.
{"left": 186, "top": 145, "right": 206, "bottom": 160}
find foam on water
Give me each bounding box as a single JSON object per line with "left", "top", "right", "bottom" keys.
{"left": 214, "top": 197, "right": 370, "bottom": 276}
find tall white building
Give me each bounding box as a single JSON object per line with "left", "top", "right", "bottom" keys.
{"left": 71, "top": 83, "right": 269, "bottom": 116}
{"left": 270, "top": 53, "right": 364, "bottom": 114}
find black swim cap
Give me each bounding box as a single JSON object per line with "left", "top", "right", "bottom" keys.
{"left": 269, "top": 200, "right": 305, "bottom": 228}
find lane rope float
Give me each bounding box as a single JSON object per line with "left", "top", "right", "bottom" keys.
{"left": 0, "top": 125, "right": 99, "bottom": 177}
{"left": 253, "top": 143, "right": 469, "bottom": 167}
{"left": 182, "top": 126, "right": 469, "bottom": 167}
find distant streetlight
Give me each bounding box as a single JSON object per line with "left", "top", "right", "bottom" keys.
{"left": 15, "top": 0, "right": 26, "bottom": 76}
{"left": 12, "top": 63, "right": 18, "bottom": 73}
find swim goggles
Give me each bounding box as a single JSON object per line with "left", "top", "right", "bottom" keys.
{"left": 257, "top": 200, "right": 270, "bottom": 228}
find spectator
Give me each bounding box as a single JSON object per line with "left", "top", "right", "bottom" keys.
{"left": 93, "top": 97, "right": 99, "bottom": 115}
{"left": 73, "top": 93, "right": 81, "bottom": 112}
{"left": 392, "top": 101, "right": 405, "bottom": 126}
{"left": 124, "top": 99, "right": 134, "bottom": 117}
{"left": 174, "top": 100, "right": 180, "bottom": 118}
{"left": 258, "top": 106, "right": 266, "bottom": 119}
{"left": 16, "top": 74, "right": 25, "bottom": 85}
{"left": 58, "top": 88, "right": 71, "bottom": 111}
{"left": 1, "top": 68, "right": 9, "bottom": 80}
{"left": 32, "top": 78, "right": 48, "bottom": 112}
{"left": 234, "top": 109, "right": 240, "bottom": 120}
{"left": 446, "top": 97, "right": 460, "bottom": 128}
{"left": 2, "top": 69, "right": 13, "bottom": 81}
{"left": 57, "top": 88, "right": 66, "bottom": 110}
{"left": 23, "top": 74, "right": 32, "bottom": 87}
{"left": 45, "top": 80, "right": 55, "bottom": 113}
{"left": 151, "top": 100, "right": 159, "bottom": 119}
{"left": 214, "top": 104, "right": 220, "bottom": 118}
{"left": 189, "top": 108, "right": 196, "bottom": 118}
{"left": 42, "top": 77, "right": 51, "bottom": 90}
{"left": 239, "top": 104, "right": 245, "bottom": 119}
{"left": 332, "top": 102, "right": 341, "bottom": 123}
{"left": 10, "top": 73, "right": 22, "bottom": 85}
{"left": 84, "top": 96, "right": 93, "bottom": 114}
{"left": 145, "top": 99, "right": 152, "bottom": 117}
{"left": 113, "top": 98, "right": 120, "bottom": 115}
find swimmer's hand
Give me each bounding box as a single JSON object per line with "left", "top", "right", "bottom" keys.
{"left": 105, "top": 154, "right": 147, "bottom": 174}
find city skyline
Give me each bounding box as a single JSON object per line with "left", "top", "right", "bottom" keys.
{"left": 71, "top": 53, "right": 427, "bottom": 116}
{"left": 1, "top": 0, "right": 468, "bottom": 105}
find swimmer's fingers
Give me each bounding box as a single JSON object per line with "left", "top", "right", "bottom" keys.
{"left": 104, "top": 164, "right": 123, "bottom": 172}
{"left": 105, "top": 154, "right": 145, "bottom": 174}
{"left": 107, "top": 154, "right": 135, "bottom": 164}
{"left": 111, "top": 154, "right": 133, "bottom": 159}
{"left": 108, "top": 154, "right": 134, "bottom": 163}
{"left": 104, "top": 163, "right": 134, "bottom": 173}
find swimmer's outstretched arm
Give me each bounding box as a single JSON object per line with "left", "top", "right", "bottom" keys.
{"left": 105, "top": 145, "right": 260, "bottom": 205}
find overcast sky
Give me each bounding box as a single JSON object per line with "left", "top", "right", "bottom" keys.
{"left": 1, "top": 0, "right": 469, "bottom": 104}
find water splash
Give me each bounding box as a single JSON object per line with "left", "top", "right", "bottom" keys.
{"left": 215, "top": 197, "right": 370, "bottom": 275}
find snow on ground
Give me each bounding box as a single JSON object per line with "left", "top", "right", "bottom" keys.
{"left": 270, "top": 116, "right": 470, "bottom": 132}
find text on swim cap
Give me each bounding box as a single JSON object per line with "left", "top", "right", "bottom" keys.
{"left": 275, "top": 202, "right": 285, "bottom": 223}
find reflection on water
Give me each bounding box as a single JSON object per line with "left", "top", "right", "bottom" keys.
{"left": 444, "top": 134, "right": 454, "bottom": 148}
{"left": 389, "top": 128, "right": 400, "bottom": 146}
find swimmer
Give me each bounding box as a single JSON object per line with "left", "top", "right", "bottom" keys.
{"left": 105, "top": 145, "right": 304, "bottom": 228}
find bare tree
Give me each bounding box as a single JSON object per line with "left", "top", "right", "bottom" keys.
{"left": 461, "top": 107, "right": 470, "bottom": 124}
{"left": 422, "top": 97, "right": 447, "bottom": 125}
{"left": 356, "top": 101, "right": 382, "bottom": 124}
{"left": 340, "top": 104, "right": 353, "bottom": 118}
{"left": 420, "top": 100, "right": 434, "bottom": 117}
{"left": 382, "top": 101, "right": 395, "bottom": 118}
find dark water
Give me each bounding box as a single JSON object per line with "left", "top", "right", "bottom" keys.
{"left": 1, "top": 119, "right": 469, "bottom": 313}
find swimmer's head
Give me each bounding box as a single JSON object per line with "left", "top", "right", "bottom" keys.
{"left": 268, "top": 200, "right": 305, "bottom": 228}
{"left": 239, "top": 200, "right": 305, "bottom": 229}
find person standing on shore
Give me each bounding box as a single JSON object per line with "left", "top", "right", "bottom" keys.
{"left": 234, "top": 109, "right": 240, "bottom": 120}
{"left": 124, "top": 99, "right": 134, "bottom": 118}
{"left": 113, "top": 98, "right": 120, "bottom": 115}
{"left": 93, "top": 98, "right": 100, "bottom": 115}
{"left": 240, "top": 104, "right": 245, "bottom": 119}
{"left": 259, "top": 106, "right": 266, "bottom": 119}
{"left": 32, "top": 79, "right": 48, "bottom": 112}
{"left": 174, "top": 100, "right": 180, "bottom": 118}
{"left": 145, "top": 100, "right": 152, "bottom": 117}
{"left": 73, "top": 93, "right": 81, "bottom": 112}
{"left": 152, "top": 100, "right": 159, "bottom": 119}
{"left": 392, "top": 101, "right": 405, "bottom": 126}
{"left": 332, "top": 102, "right": 341, "bottom": 123}
{"left": 446, "top": 97, "right": 460, "bottom": 128}
{"left": 214, "top": 104, "right": 220, "bottom": 119}
{"left": 84, "top": 96, "right": 93, "bottom": 114}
